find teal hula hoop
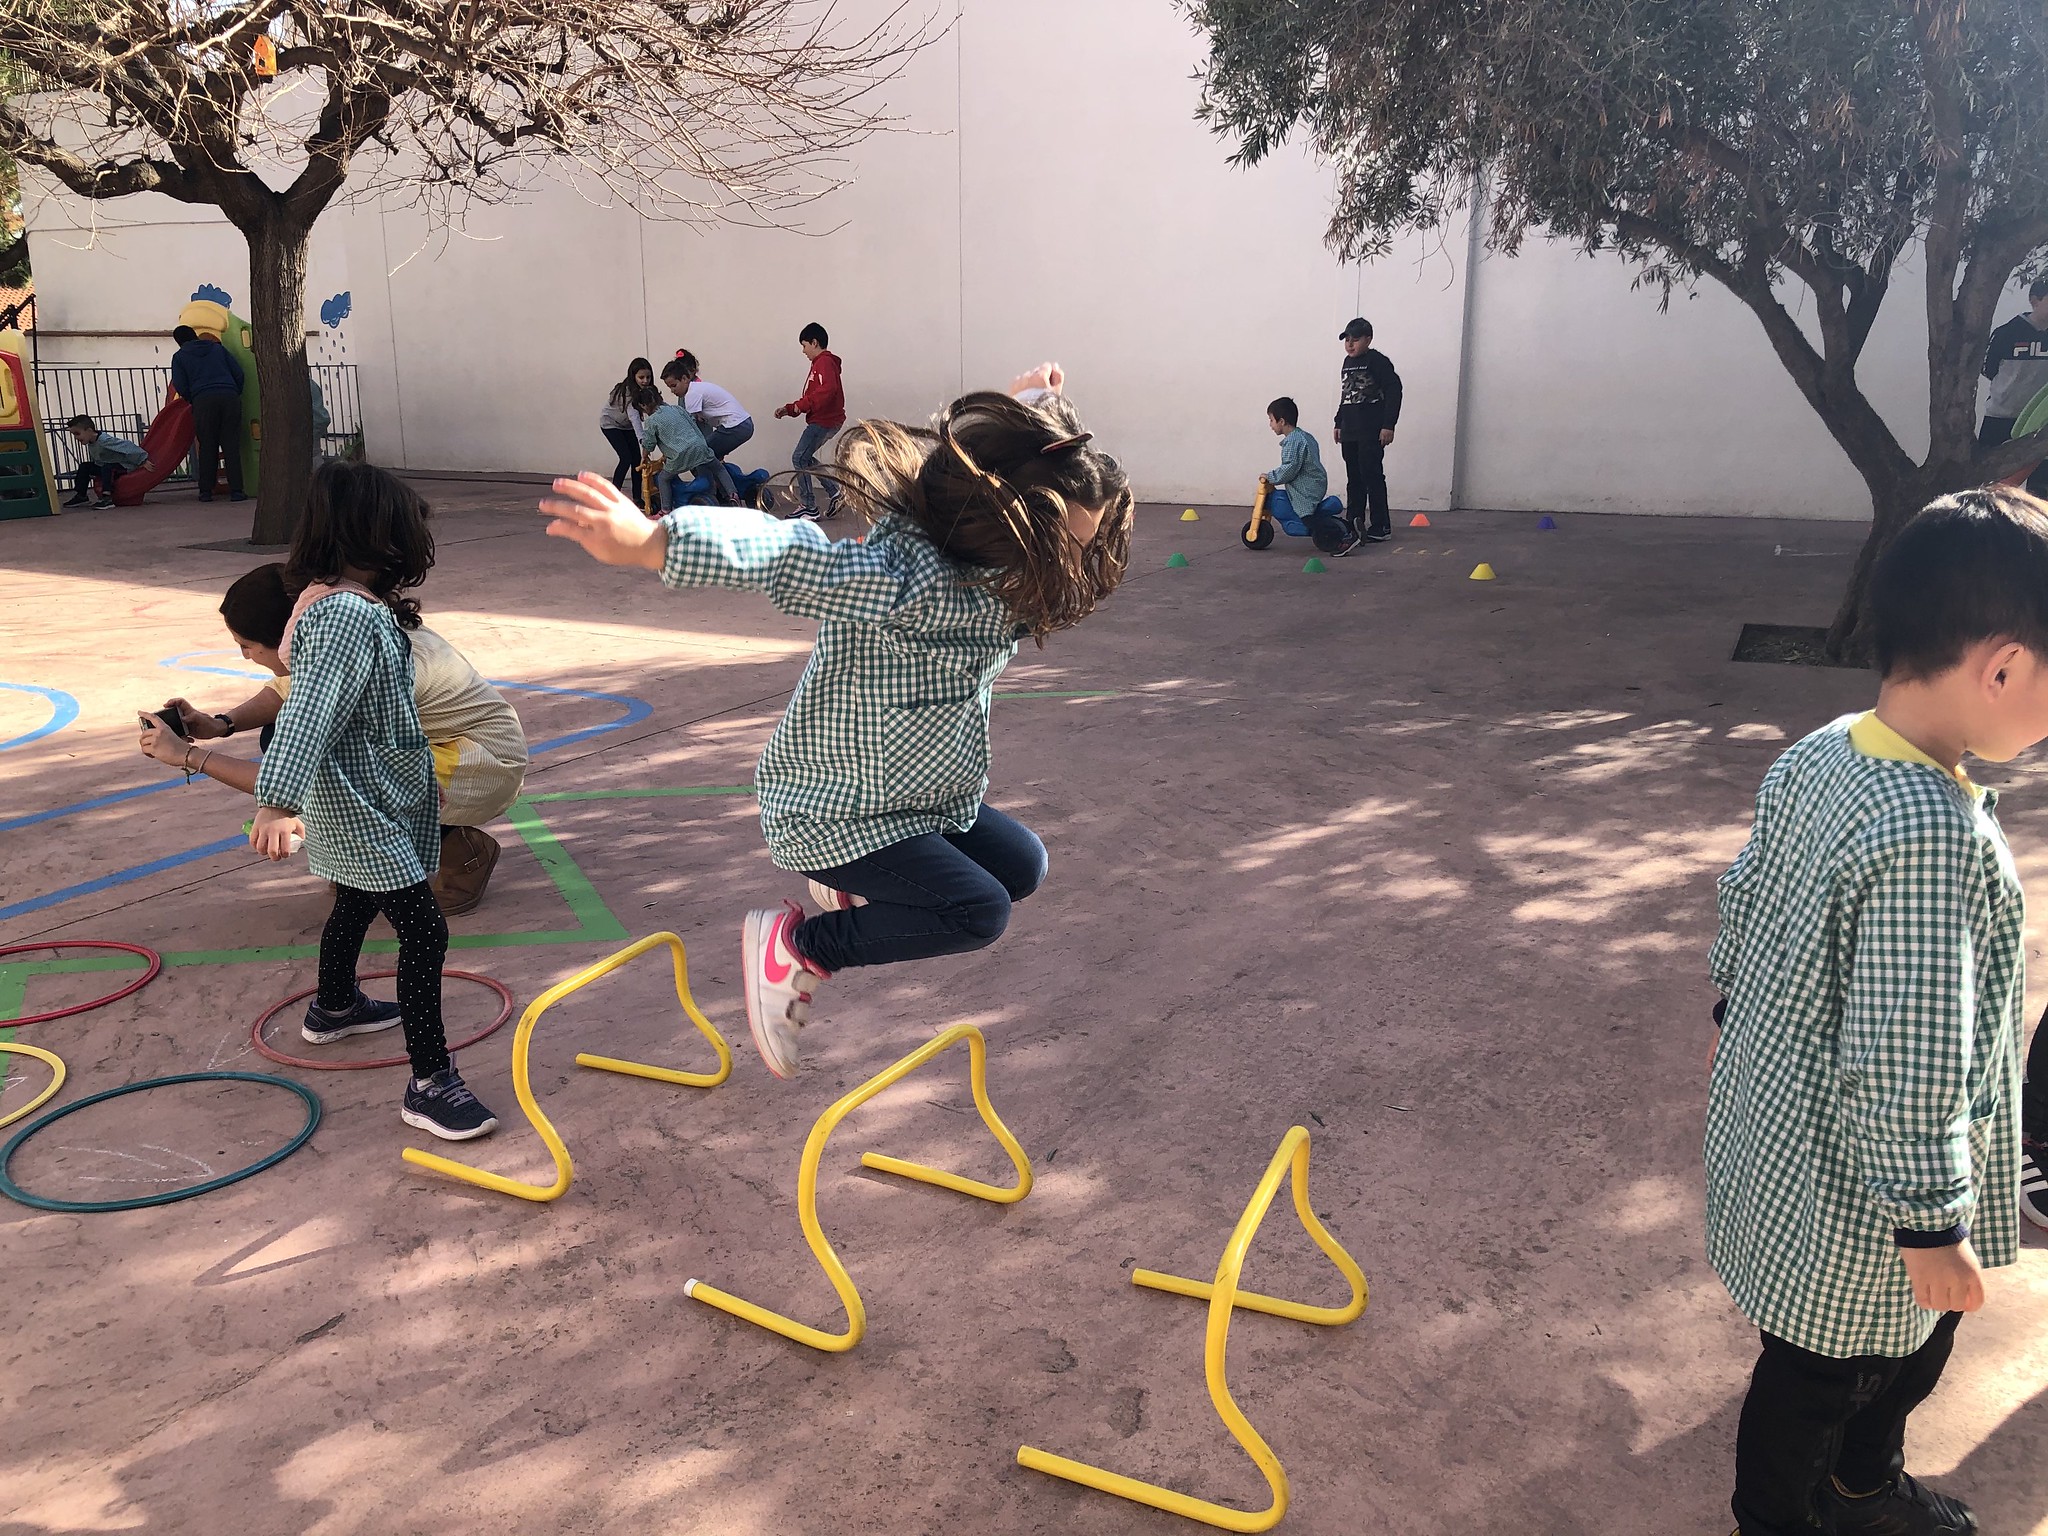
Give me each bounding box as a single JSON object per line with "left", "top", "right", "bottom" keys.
{"left": 0, "top": 1072, "right": 321, "bottom": 1213}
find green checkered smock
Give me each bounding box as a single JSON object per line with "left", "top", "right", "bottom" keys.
{"left": 658, "top": 508, "right": 1019, "bottom": 872}
{"left": 253, "top": 593, "right": 440, "bottom": 893}
{"left": 1708, "top": 712, "right": 2023, "bottom": 1358}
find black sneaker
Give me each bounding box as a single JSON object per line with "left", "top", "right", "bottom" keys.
{"left": 63, "top": 493, "right": 88, "bottom": 507}
{"left": 302, "top": 987, "right": 403, "bottom": 1044}
{"left": 1363, "top": 527, "right": 1392, "bottom": 543}
{"left": 2022, "top": 1137, "right": 2048, "bottom": 1230}
{"left": 402, "top": 1068, "right": 499, "bottom": 1141}
{"left": 92, "top": 496, "right": 115, "bottom": 509}
{"left": 1820, "top": 1472, "right": 1976, "bottom": 1535}
{"left": 1331, "top": 531, "right": 1362, "bottom": 557}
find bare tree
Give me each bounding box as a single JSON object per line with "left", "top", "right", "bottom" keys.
{"left": 0, "top": 1, "right": 925, "bottom": 542}
{"left": 1185, "top": 0, "right": 2048, "bottom": 657}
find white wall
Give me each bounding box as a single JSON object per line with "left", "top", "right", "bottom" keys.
{"left": 18, "top": 0, "right": 2015, "bottom": 520}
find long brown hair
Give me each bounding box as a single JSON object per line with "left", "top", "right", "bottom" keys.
{"left": 829, "top": 391, "right": 1133, "bottom": 642}
{"left": 283, "top": 460, "right": 435, "bottom": 630}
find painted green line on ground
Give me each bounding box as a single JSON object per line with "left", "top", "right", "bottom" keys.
{"left": 500, "top": 798, "right": 629, "bottom": 944}
{"left": 524, "top": 785, "right": 754, "bottom": 803}
{"left": 0, "top": 800, "right": 628, "bottom": 1013}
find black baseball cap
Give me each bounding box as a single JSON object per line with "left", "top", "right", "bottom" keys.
{"left": 1339, "top": 318, "right": 1373, "bottom": 340}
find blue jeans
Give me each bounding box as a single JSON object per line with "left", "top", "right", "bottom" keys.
{"left": 704, "top": 418, "right": 755, "bottom": 503}
{"left": 790, "top": 806, "right": 1046, "bottom": 972}
{"left": 791, "top": 422, "right": 841, "bottom": 513}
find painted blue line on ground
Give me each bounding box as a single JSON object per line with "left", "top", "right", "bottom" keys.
{"left": 1, "top": 673, "right": 654, "bottom": 923}
{"left": 489, "top": 680, "right": 655, "bottom": 755}
{"left": 0, "top": 834, "right": 248, "bottom": 923}
{"left": 159, "top": 650, "right": 270, "bottom": 681}
{"left": 0, "top": 683, "right": 81, "bottom": 752}
{"left": 0, "top": 778, "right": 187, "bottom": 835}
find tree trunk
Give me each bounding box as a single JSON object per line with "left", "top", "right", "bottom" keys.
{"left": 242, "top": 212, "right": 317, "bottom": 546}
{"left": 1824, "top": 479, "right": 1928, "bottom": 661}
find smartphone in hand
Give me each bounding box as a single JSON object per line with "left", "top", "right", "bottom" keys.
{"left": 149, "top": 707, "right": 190, "bottom": 740}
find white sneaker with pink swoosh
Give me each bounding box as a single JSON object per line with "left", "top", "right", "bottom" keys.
{"left": 741, "top": 901, "right": 829, "bottom": 1078}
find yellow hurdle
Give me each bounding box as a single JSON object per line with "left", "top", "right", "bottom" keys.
{"left": 402, "top": 931, "right": 731, "bottom": 1202}
{"left": 685, "top": 1022, "right": 1031, "bottom": 1352}
{"left": 1017, "top": 1126, "right": 1367, "bottom": 1532}
{"left": 0, "top": 1041, "right": 67, "bottom": 1130}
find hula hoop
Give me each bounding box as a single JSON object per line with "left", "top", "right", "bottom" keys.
{"left": 0, "top": 941, "right": 163, "bottom": 1025}
{"left": 0, "top": 1042, "right": 66, "bottom": 1130}
{"left": 249, "top": 969, "right": 513, "bottom": 1071}
{"left": 0, "top": 1071, "right": 320, "bottom": 1213}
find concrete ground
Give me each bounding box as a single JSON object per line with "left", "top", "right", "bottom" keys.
{"left": 0, "top": 483, "right": 2042, "bottom": 1535}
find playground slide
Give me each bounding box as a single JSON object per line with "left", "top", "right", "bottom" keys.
{"left": 112, "top": 395, "right": 195, "bottom": 507}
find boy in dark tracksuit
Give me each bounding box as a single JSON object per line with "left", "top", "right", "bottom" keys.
{"left": 1980, "top": 276, "right": 2048, "bottom": 500}
{"left": 172, "top": 323, "right": 247, "bottom": 502}
{"left": 1334, "top": 317, "right": 1403, "bottom": 542}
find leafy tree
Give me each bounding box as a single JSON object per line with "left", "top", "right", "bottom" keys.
{"left": 0, "top": 2, "right": 921, "bottom": 542}
{"left": 1183, "top": 0, "right": 2048, "bottom": 655}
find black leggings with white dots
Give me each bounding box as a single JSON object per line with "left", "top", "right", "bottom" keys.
{"left": 318, "top": 880, "right": 450, "bottom": 1079}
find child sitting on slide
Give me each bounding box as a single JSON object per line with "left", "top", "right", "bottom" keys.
{"left": 64, "top": 416, "right": 151, "bottom": 509}
{"left": 541, "top": 363, "right": 1132, "bottom": 1079}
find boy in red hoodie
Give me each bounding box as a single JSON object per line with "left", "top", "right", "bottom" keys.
{"left": 774, "top": 322, "right": 846, "bottom": 520}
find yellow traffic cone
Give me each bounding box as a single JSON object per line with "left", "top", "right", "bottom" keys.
{"left": 1180, "top": 508, "right": 1200, "bottom": 521}
{"left": 1470, "top": 563, "right": 1497, "bottom": 581}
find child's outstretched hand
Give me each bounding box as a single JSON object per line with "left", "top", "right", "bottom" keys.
{"left": 1900, "top": 1239, "right": 1985, "bottom": 1314}
{"left": 1010, "top": 362, "right": 1065, "bottom": 399}
{"left": 540, "top": 472, "right": 669, "bottom": 570}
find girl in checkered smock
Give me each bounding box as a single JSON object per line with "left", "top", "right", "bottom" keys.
{"left": 542, "top": 365, "right": 1132, "bottom": 1079}
{"left": 248, "top": 462, "right": 499, "bottom": 1142}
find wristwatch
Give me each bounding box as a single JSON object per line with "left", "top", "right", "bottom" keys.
{"left": 213, "top": 713, "right": 236, "bottom": 737}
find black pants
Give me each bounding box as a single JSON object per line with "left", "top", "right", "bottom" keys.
{"left": 71, "top": 462, "right": 119, "bottom": 499}
{"left": 1979, "top": 416, "right": 2048, "bottom": 498}
{"left": 190, "top": 392, "right": 244, "bottom": 497}
{"left": 789, "top": 806, "right": 1047, "bottom": 973}
{"left": 1340, "top": 432, "right": 1390, "bottom": 535}
{"left": 2027, "top": 999, "right": 2048, "bottom": 1140}
{"left": 318, "top": 879, "right": 451, "bottom": 1079}
{"left": 602, "top": 426, "right": 642, "bottom": 493}
{"left": 1732, "top": 1312, "right": 1961, "bottom": 1535}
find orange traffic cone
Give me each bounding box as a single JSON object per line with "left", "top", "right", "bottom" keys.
{"left": 1409, "top": 512, "right": 1432, "bottom": 528}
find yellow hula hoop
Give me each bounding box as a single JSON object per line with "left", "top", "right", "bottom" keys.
{"left": 0, "top": 1041, "right": 67, "bottom": 1131}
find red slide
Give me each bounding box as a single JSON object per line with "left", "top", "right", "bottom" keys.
{"left": 112, "top": 393, "right": 195, "bottom": 507}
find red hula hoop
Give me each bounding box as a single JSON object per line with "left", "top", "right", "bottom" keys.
{"left": 249, "top": 968, "right": 514, "bottom": 1071}
{"left": 0, "top": 941, "right": 164, "bottom": 1025}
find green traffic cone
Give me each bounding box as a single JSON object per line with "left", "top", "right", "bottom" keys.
{"left": 1165, "top": 552, "right": 1189, "bottom": 568}
{"left": 1303, "top": 557, "right": 1328, "bottom": 574}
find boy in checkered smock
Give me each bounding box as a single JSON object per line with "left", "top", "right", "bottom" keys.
{"left": 1708, "top": 487, "right": 2048, "bottom": 1536}
{"left": 542, "top": 364, "right": 1132, "bottom": 1080}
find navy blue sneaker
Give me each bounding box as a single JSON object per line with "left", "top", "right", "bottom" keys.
{"left": 402, "top": 1068, "right": 499, "bottom": 1141}
{"left": 302, "top": 987, "right": 402, "bottom": 1044}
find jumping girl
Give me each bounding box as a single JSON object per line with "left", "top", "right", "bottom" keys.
{"left": 539, "top": 365, "right": 1132, "bottom": 1077}
{"left": 247, "top": 461, "right": 498, "bottom": 1139}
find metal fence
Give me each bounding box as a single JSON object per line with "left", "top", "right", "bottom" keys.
{"left": 33, "top": 362, "right": 362, "bottom": 486}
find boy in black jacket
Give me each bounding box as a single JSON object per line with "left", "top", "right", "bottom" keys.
{"left": 1335, "top": 317, "right": 1403, "bottom": 542}
{"left": 1981, "top": 277, "right": 2048, "bottom": 498}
